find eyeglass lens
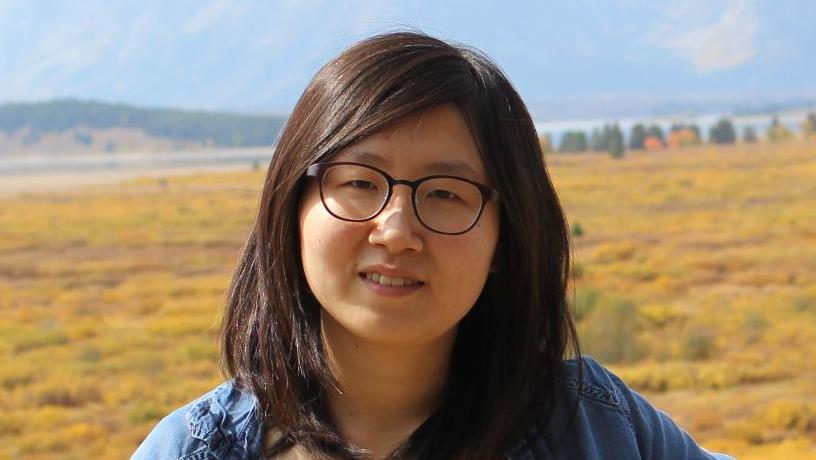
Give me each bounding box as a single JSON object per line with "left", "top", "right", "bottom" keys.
{"left": 320, "top": 164, "right": 484, "bottom": 234}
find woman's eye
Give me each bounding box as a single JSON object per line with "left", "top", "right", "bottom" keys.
{"left": 429, "top": 189, "right": 459, "bottom": 200}
{"left": 347, "top": 180, "right": 376, "bottom": 189}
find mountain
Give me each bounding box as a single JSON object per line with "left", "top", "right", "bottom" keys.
{"left": 0, "top": 99, "right": 286, "bottom": 154}
{"left": 528, "top": 94, "right": 816, "bottom": 121}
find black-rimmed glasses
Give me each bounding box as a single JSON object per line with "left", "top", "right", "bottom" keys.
{"left": 305, "top": 162, "right": 499, "bottom": 235}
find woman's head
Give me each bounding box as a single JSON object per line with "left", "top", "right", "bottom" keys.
{"left": 221, "top": 31, "right": 578, "bottom": 458}
{"left": 299, "top": 104, "right": 501, "bottom": 349}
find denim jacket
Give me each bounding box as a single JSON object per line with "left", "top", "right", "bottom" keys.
{"left": 131, "top": 356, "right": 735, "bottom": 460}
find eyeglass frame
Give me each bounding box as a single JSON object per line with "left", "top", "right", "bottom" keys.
{"left": 304, "top": 161, "right": 500, "bottom": 235}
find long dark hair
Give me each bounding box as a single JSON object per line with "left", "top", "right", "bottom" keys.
{"left": 221, "top": 31, "right": 579, "bottom": 459}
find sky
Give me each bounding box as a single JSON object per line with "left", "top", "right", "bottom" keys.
{"left": 1, "top": 0, "right": 815, "bottom": 119}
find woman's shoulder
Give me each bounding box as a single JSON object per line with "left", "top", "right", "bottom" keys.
{"left": 508, "top": 355, "right": 734, "bottom": 460}
{"left": 558, "top": 354, "right": 627, "bottom": 403}
{"left": 130, "top": 380, "right": 263, "bottom": 460}
{"left": 557, "top": 355, "right": 662, "bottom": 417}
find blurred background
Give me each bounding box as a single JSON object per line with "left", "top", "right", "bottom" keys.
{"left": 1, "top": 1, "right": 814, "bottom": 459}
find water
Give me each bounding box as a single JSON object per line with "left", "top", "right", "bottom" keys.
{"left": 0, "top": 147, "right": 273, "bottom": 175}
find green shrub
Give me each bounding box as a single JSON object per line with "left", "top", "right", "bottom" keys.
{"left": 681, "top": 327, "right": 715, "bottom": 360}
{"left": 569, "top": 287, "right": 601, "bottom": 322}
{"left": 580, "top": 298, "right": 642, "bottom": 363}
{"left": 128, "top": 402, "right": 166, "bottom": 425}
{"left": 13, "top": 328, "right": 69, "bottom": 353}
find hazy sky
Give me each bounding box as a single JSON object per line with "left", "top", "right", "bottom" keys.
{"left": 2, "top": 0, "right": 814, "bottom": 115}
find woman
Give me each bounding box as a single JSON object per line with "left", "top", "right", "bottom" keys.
{"left": 132, "top": 32, "right": 733, "bottom": 459}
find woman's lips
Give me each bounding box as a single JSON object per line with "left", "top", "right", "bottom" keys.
{"left": 357, "top": 264, "right": 424, "bottom": 282}
{"left": 358, "top": 272, "right": 425, "bottom": 297}
{"left": 362, "top": 272, "right": 424, "bottom": 287}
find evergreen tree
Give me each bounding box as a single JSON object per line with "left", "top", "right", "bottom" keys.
{"left": 629, "top": 123, "right": 646, "bottom": 150}
{"left": 607, "top": 123, "right": 624, "bottom": 158}
{"left": 742, "top": 126, "right": 758, "bottom": 144}
{"left": 559, "top": 131, "right": 588, "bottom": 153}
{"left": 709, "top": 118, "right": 736, "bottom": 144}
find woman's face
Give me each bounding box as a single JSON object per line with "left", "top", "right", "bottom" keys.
{"left": 298, "top": 104, "right": 499, "bottom": 347}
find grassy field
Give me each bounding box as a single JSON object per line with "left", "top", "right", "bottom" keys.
{"left": 0, "top": 141, "right": 814, "bottom": 459}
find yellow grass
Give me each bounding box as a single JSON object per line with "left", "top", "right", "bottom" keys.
{"left": 1, "top": 141, "right": 814, "bottom": 459}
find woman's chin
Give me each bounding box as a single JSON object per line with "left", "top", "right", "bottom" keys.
{"left": 322, "top": 308, "right": 455, "bottom": 349}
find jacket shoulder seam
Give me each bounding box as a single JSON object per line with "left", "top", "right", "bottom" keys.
{"left": 559, "top": 357, "right": 634, "bottom": 431}
{"left": 179, "top": 445, "right": 213, "bottom": 460}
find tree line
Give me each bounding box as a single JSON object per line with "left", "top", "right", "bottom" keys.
{"left": 540, "top": 112, "right": 816, "bottom": 158}
{"left": 0, "top": 99, "right": 286, "bottom": 148}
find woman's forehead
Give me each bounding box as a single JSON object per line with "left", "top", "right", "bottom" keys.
{"left": 331, "top": 105, "right": 487, "bottom": 181}
{"left": 335, "top": 150, "right": 480, "bottom": 178}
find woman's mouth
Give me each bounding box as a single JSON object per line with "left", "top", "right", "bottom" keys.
{"left": 362, "top": 272, "right": 425, "bottom": 287}
{"left": 358, "top": 272, "right": 425, "bottom": 296}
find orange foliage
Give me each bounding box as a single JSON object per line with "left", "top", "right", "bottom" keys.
{"left": 643, "top": 135, "right": 663, "bottom": 150}
{"left": 668, "top": 128, "right": 700, "bottom": 148}
{"left": 1, "top": 142, "right": 815, "bottom": 459}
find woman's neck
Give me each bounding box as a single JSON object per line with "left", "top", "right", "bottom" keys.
{"left": 320, "top": 313, "right": 456, "bottom": 457}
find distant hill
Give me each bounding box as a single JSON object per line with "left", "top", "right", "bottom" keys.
{"left": 528, "top": 94, "right": 816, "bottom": 121}
{"left": 0, "top": 99, "right": 286, "bottom": 154}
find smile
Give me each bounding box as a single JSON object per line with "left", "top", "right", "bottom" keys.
{"left": 360, "top": 272, "right": 425, "bottom": 287}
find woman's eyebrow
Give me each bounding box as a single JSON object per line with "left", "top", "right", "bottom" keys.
{"left": 423, "top": 160, "right": 479, "bottom": 177}
{"left": 340, "top": 150, "right": 480, "bottom": 178}
{"left": 341, "top": 150, "right": 385, "bottom": 166}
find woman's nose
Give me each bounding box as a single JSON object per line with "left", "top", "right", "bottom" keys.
{"left": 367, "top": 188, "right": 424, "bottom": 253}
